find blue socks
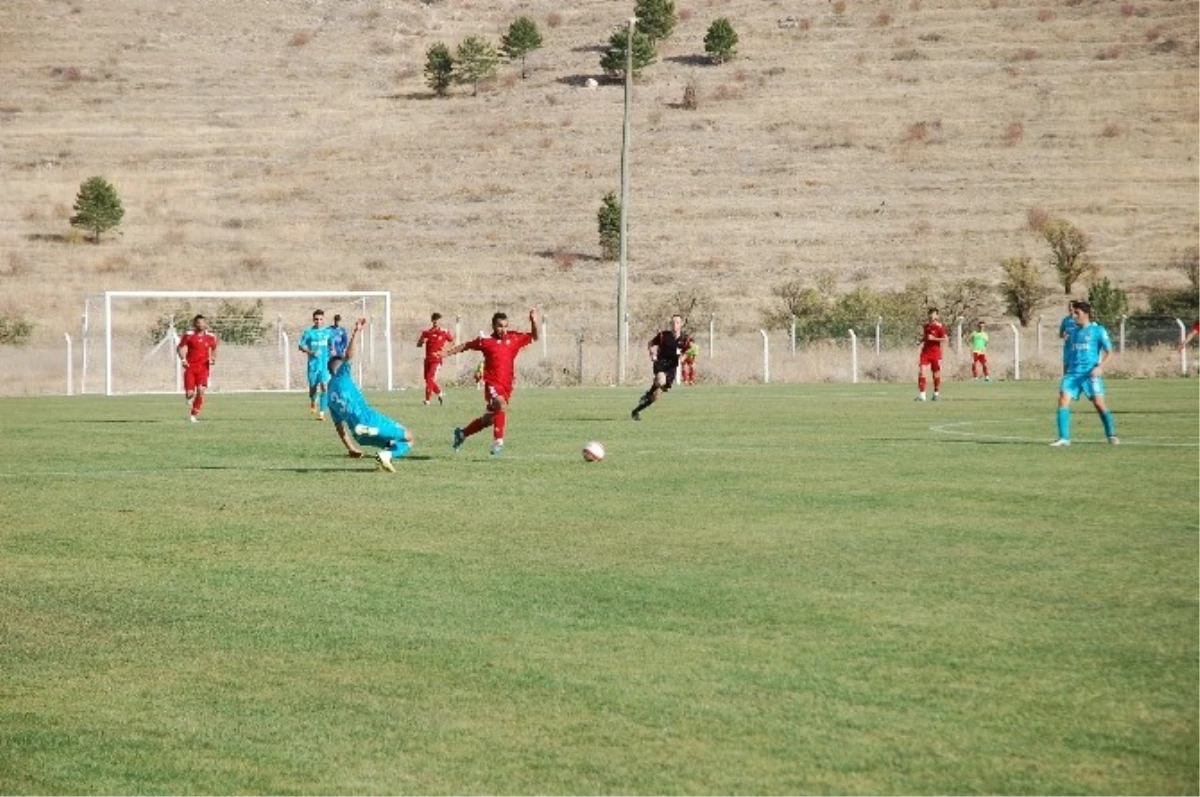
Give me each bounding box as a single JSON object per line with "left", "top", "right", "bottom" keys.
{"left": 1100, "top": 410, "right": 1115, "bottom": 438}
{"left": 1057, "top": 407, "right": 1070, "bottom": 440}
{"left": 389, "top": 440, "right": 412, "bottom": 459}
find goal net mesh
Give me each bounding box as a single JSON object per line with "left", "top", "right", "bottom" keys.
{"left": 102, "top": 293, "right": 391, "bottom": 395}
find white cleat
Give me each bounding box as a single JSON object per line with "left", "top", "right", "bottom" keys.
{"left": 375, "top": 451, "right": 396, "bottom": 473}
{"left": 490, "top": 441, "right": 504, "bottom": 457}
{"left": 1107, "top": 436, "right": 1120, "bottom": 445}
{"left": 1049, "top": 439, "right": 1071, "bottom": 447}
{"left": 915, "top": 392, "right": 926, "bottom": 402}
{"left": 189, "top": 415, "right": 199, "bottom": 424}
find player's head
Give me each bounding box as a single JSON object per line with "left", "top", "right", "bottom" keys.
{"left": 312, "top": 309, "right": 324, "bottom": 326}
{"left": 332, "top": 314, "right": 342, "bottom": 326}
{"left": 431, "top": 312, "right": 442, "bottom": 325}
{"left": 976, "top": 320, "right": 985, "bottom": 329}
{"left": 670, "top": 314, "right": 683, "bottom": 332}
{"left": 192, "top": 314, "right": 207, "bottom": 331}
{"left": 1072, "top": 300, "right": 1093, "bottom": 321}
{"left": 927, "top": 307, "right": 939, "bottom": 320}
{"left": 491, "top": 312, "right": 508, "bottom": 336}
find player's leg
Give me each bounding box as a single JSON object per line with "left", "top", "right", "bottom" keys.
{"left": 1084, "top": 378, "right": 1117, "bottom": 442}
{"left": 307, "top": 362, "right": 319, "bottom": 415}
{"left": 432, "top": 361, "right": 443, "bottom": 404}
{"left": 372, "top": 417, "right": 413, "bottom": 471}
{"left": 423, "top": 360, "right": 435, "bottom": 404}
{"left": 183, "top": 369, "right": 199, "bottom": 420}
{"left": 1052, "top": 377, "right": 1080, "bottom": 445}
{"left": 931, "top": 359, "right": 942, "bottom": 399}
{"left": 632, "top": 369, "right": 667, "bottom": 419}
{"left": 334, "top": 421, "right": 364, "bottom": 458}
{"left": 316, "top": 375, "right": 329, "bottom": 419}
{"left": 981, "top": 353, "right": 990, "bottom": 380}
{"left": 916, "top": 361, "right": 927, "bottom": 400}
{"left": 489, "top": 391, "right": 510, "bottom": 455}
{"left": 192, "top": 382, "right": 206, "bottom": 420}
{"left": 456, "top": 385, "right": 499, "bottom": 448}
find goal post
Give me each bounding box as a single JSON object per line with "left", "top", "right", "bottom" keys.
{"left": 102, "top": 290, "right": 393, "bottom": 396}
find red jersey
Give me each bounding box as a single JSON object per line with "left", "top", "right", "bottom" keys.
{"left": 921, "top": 322, "right": 948, "bottom": 355}
{"left": 464, "top": 331, "right": 534, "bottom": 395}
{"left": 177, "top": 330, "right": 218, "bottom": 368}
{"left": 417, "top": 326, "right": 454, "bottom": 361}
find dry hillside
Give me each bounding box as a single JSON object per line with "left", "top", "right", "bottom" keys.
{"left": 1, "top": 0, "right": 1196, "bottom": 389}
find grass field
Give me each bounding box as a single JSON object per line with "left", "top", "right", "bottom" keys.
{"left": 1, "top": 380, "right": 1196, "bottom": 794}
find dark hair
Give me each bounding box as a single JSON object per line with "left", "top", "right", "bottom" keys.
{"left": 491, "top": 312, "right": 508, "bottom": 326}
{"left": 333, "top": 314, "right": 342, "bottom": 322}
{"left": 431, "top": 312, "right": 442, "bottom": 322}
{"left": 1073, "top": 301, "right": 1093, "bottom": 316}
{"left": 192, "top": 314, "right": 205, "bottom": 324}
{"left": 312, "top": 309, "right": 324, "bottom": 318}
{"left": 928, "top": 307, "right": 939, "bottom": 314}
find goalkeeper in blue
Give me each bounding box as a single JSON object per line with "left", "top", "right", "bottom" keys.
{"left": 1050, "top": 300, "right": 1118, "bottom": 447}
{"left": 327, "top": 318, "right": 414, "bottom": 472}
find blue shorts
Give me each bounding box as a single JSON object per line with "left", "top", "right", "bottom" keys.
{"left": 351, "top": 413, "right": 410, "bottom": 456}
{"left": 308, "top": 359, "right": 331, "bottom": 387}
{"left": 1060, "top": 373, "right": 1104, "bottom": 401}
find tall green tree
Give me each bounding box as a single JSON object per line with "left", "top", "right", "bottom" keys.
{"left": 598, "top": 192, "right": 621, "bottom": 261}
{"left": 635, "top": 0, "right": 678, "bottom": 41}
{"left": 599, "top": 28, "right": 657, "bottom": 81}
{"left": 70, "top": 176, "right": 124, "bottom": 243}
{"left": 424, "top": 42, "right": 455, "bottom": 97}
{"left": 999, "top": 255, "right": 1050, "bottom": 326}
{"left": 500, "top": 17, "right": 543, "bottom": 79}
{"left": 704, "top": 17, "right": 739, "bottom": 64}
{"left": 1043, "top": 218, "right": 1093, "bottom": 295}
{"left": 455, "top": 36, "right": 500, "bottom": 96}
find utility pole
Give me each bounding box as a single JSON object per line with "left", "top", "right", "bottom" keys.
{"left": 616, "top": 16, "right": 635, "bottom": 385}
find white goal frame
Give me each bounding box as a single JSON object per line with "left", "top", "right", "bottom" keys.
{"left": 103, "top": 290, "right": 393, "bottom": 396}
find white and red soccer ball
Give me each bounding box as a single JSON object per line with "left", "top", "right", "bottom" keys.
{"left": 582, "top": 441, "right": 605, "bottom": 462}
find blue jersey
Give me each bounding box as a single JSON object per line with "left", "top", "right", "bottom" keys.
{"left": 328, "top": 358, "right": 371, "bottom": 427}
{"left": 329, "top": 326, "right": 350, "bottom": 358}
{"left": 1059, "top": 315, "right": 1077, "bottom": 363}
{"left": 1064, "top": 322, "right": 1111, "bottom": 376}
{"left": 298, "top": 326, "right": 335, "bottom": 364}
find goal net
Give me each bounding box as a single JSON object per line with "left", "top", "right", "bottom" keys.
{"left": 99, "top": 291, "right": 393, "bottom": 395}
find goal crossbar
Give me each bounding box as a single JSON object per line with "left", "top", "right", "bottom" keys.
{"left": 103, "top": 290, "right": 393, "bottom": 396}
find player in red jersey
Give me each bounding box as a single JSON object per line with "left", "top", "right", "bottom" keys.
{"left": 916, "top": 307, "right": 948, "bottom": 402}
{"left": 416, "top": 312, "right": 454, "bottom": 405}
{"left": 440, "top": 309, "right": 539, "bottom": 456}
{"left": 176, "top": 314, "right": 218, "bottom": 422}
{"left": 1178, "top": 320, "right": 1199, "bottom": 351}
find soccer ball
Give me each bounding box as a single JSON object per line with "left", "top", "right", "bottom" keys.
{"left": 582, "top": 441, "right": 605, "bottom": 462}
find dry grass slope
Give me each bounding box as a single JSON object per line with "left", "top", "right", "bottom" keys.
{"left": 1, "top": 0, "right": 1196, "bottom": 374}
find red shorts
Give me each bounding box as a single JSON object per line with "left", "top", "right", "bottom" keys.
{"left": 972, "top": 352, "right": 987, "bottom": 363}
{"left": 423, "top": 359, "right": 441, "bottom": 381}
{"left": 484, "top": 381, "right": 513, "bottom": 407}
{"left": 183, "top": 365, "right": 210, "bottom": 391}
{"left": 919, "top": 350, "right": 942, "bottom": 369}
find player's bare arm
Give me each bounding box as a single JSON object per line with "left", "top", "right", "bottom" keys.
{"left": 528, "top": 308, "right": 540, "bottom": 341}
{"left": 342, "top": 318, "right": 367, "bottom": 362}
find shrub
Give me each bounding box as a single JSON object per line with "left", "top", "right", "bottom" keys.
{"left": 0, "top": 312, "right": 33, "bottom": 345}
{"left": 1043, "top": 218, "right": 1094, "bottom": 295}
{"left": 211, "top": 300, "right": 267, "bottom": 345}
{"left": 598, "top": 192, "right": 621, "bottom": 261}
{"left": 681, "top": 77, "right": 699, "bottom": 109}
{"left": 1003, "top": 121, "right": 1024, "bottom": 145}
{"left": 455, "top": 36, "right": 500, "bottom": 97}
{"left": 424, "top": 42, "right": 455, "bottom": 96}
{"left": 704, "top": 18, "right": 739, "bottom": 64}
{"left": 999, "top": 256, "right": 1051, "bottom": 326}
{"left": 1087, "top": 277, "right": 1129, "bottom": 326}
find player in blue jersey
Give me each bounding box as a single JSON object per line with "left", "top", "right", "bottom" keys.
{"left": 298, "top": 309, "right": 336, "bottom": 421}
{"left": 329, "top": 313, "right": 350, "bottom": 358}
{"left": 1050, "top": 301, "right": 1118, "bottom": 447}
{"left": 327, "top": 317, "right": 413, "bottom": 472}
{"left": 1058, "top": 300, "right": 1078, "bottom": 374}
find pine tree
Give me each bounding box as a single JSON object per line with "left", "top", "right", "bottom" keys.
{"left": 635, "top": 0, "right": 678, "bottom": 42}
{"left": 704, "top": 17, "right": 739, "bottom": 64}
{"left": 425, "top": 42, "right": 455, "bottom": 97}
{"left": 598, "top": 192, "right": 622, "bottom": 261}
{"left": 1087, "top": 277, "right": 1128, "bottom": 327}
{"left": 599, "top": 28, "right": 657, "bottom": 81}
{"left": 69, "top": 176, "right": 124, "bottom": 243}
{"left": 501, "top": 17, "right": 543, "bottom": 79}
{"left": 455, "top": 36, "right": 500, "bottom": 97}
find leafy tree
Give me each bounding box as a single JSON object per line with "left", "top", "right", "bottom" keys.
{"left": 1086, "top": 277, "right": 1128, "bottom": 327}
{"left": 704, "top": 18, "right": 739, "bottom": 64}
{"left": 938, "top": 278, "right": 996, "bottom": 331}
{"left": 635, "top": 0, "right": 678, "bottom": 42}
{"left": 598, "top": 192, "right": 622, "bottom": 261}
{"left": 0, "top": 312, "right": 33, "bottom": 346}
{"left": 69, "top": 176, "right": 124, "bottom": 243}
{"left": 1043, "top": 218, "right": 1094, "bottom": 295}
{"left": 210, "top": 300, "right": 267, "bottom": 345}
{"left": 147, "top": 304, "right": 195, "bottom": 346}
{"left": 600, "top": 28, "right": 658, "bottom": 81}
{"left": 424, "top": 42, "right": 455, "bottom": 97}
{"left": 1149, "top": 247, "right": 1200, "bottom": 317}
{"left": 999, "top": 255, "right": 1051, "bottom": 326}
{"left": 501, "top": 17, "right": 543, "bottom": 79}
{"left": 455, "top": 36, "right": 500, "bottom": 96}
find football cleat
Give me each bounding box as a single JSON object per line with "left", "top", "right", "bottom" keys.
{"left": 915, "top": 393, "right": 926, "bottom": 402}
{"left": 452, "top": 427, "right": 465, "bottom": 451}
{"left": 490, "top": 441, "right": 504, "bottom": 457}
{"left": 1107, "top": 436, "right": 1120, "bottom": 445}
{"left": 1049, "top": 439, "right": 1071, "bottom": 447}
{"left": 189, "top": 415, "right": 199, "bottom": 424}
{"left": 375, "top": 451, "right": 396, "bottom": 473}
{"left": 931, "top": 392, "right": 940, "bottom": 401}
{"left": 631, "top": 410, "right": 641, "bottom": 421}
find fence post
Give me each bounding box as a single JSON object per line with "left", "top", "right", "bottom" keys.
{"left": 1118, "top": 315, "right": 1127, "bottom": 353}
{"left": 81, "top": 300, "right": 91, "bottom": 395}
{"left": 455, "top": 315, "right": 462, "bottom": 367}
{"left": 64, "top": 333, "right": 73, "bottom": 395}
{"left": 575, "top": 329, "right": 585, "bottom": 385}
{"left": 542, "top": 312, "right": 548, "bottom": 358}
{"left": 171, "top": 328, "right": 183, "bottom": 393}
{"left": 1036, "top": 314, "right": 1044, "bottom": 355}
{"left": 1177, "top": 318, "right": 1187, "bottom": 374}
{"left": 281, "top": 331, "right": 291, "bottom": 390}
{"left": 1009, "top": 323, "right": 1020, "bottom": 381}
{"left": 759, "top": 329, "right": 769, "bottom": 384}
{"left": 708, "top": 313, "right": 715, "bottom": 361}
{"left": 790, "top": 314, "right": 796, "bottom": 355}
{"left": 849, "top": 329, "right": 859, "bottom": 384}
{"left": 875, "top": 316, "right": 881, "bottom": 355}
{"left": 955, "top": 316, "right": 964, "bottom": 358}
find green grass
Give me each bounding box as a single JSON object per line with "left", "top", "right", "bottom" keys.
{"left": 1, "top": 380, "right": 1196, "bottom": 795}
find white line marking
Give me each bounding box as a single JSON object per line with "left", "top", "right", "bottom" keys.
{"left": 929, "top": 419, "right": 1198, "bottom": 447}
